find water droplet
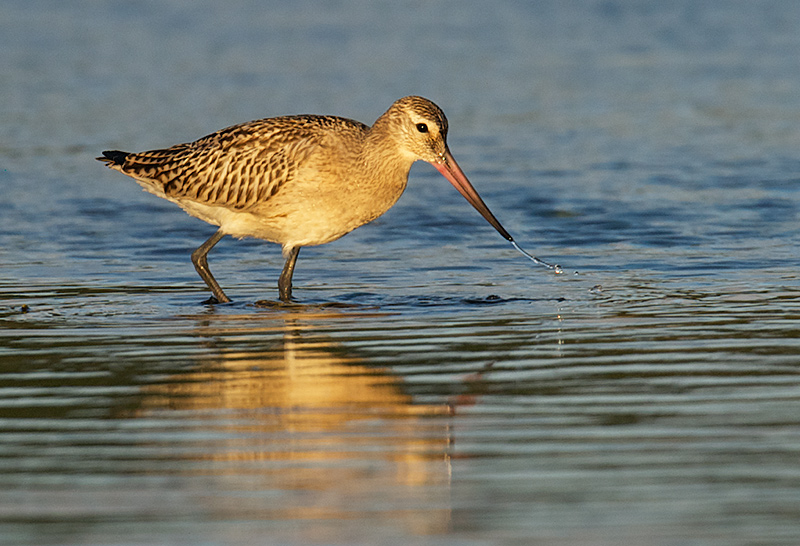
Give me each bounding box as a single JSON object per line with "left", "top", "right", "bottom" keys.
{"left": 509, "top": 240, "right": 562, "bottom": 273}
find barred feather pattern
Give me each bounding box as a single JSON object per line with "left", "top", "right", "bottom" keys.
{"left": 115, "top": 115, "right": 368, "bottom": 211}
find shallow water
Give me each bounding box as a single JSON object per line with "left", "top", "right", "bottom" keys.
{"left": 3, "top": 1, "right": 800, "bottom": 545}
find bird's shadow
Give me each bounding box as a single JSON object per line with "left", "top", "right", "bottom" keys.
{"left": 252, "top": 299, "right": 372, "bottom": 311}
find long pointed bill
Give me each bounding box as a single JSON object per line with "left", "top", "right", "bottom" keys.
{"left": 433, "top": 148, "right": 562, "bottom": 273}
{"left": 433, "top": 148, "right": 513, "bottom": 242}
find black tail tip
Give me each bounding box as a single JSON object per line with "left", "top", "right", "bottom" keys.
{"left": 96, "top": 150, "right": 130, "bottom": 165}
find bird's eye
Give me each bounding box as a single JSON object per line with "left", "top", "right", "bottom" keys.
{"left": 416, "top": 123, "right": 428, "bottom": 133}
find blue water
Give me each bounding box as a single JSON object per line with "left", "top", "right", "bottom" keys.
{"left": 2, "top": 1, "right": 800, "bottom": 545}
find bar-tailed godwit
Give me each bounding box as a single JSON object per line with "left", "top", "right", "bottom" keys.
{"left": 98, "top": 96, "right": 557, "bottom": 303}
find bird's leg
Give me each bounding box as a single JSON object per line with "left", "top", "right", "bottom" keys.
{"left": 190, "top": 229, "right": 231, "bottom": 303}
{"left": 278, "top": 247, "right": 300, "bottom": 303}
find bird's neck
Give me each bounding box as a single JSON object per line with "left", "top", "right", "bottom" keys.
{"left": 362, "top": 114, "right": 417, "bottom": 173}
{"left": 361, "top": 121, "right": 415, "bottom": 186}
{"left": 344, "top": 121, "right": 415, "bottom": 217}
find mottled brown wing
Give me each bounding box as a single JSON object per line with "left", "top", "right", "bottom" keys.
{"left": 117, "top": 116, "right": 347, "bottom": 210}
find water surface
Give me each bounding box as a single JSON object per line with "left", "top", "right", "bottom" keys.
{"left": 2, "top": 1, "right": 800, "bottom": 545}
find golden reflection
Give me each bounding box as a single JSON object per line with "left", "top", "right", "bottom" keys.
{"left": 134, "top": 307, "right": 453, "bottom": 534}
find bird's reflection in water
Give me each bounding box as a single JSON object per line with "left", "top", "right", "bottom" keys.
{"left": 135, "top": 308, "right": 454, "bottom": 535}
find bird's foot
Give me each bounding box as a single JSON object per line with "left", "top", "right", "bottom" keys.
{"left": 202, "top": 295, "right": 231, "bottom": 305}
{"left": 254, "top": 298, "right": 300, "bottom": 309}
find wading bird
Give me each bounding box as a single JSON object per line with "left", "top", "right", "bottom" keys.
{"left": 98, "top": 96, "right": 556, "bottom": 303}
